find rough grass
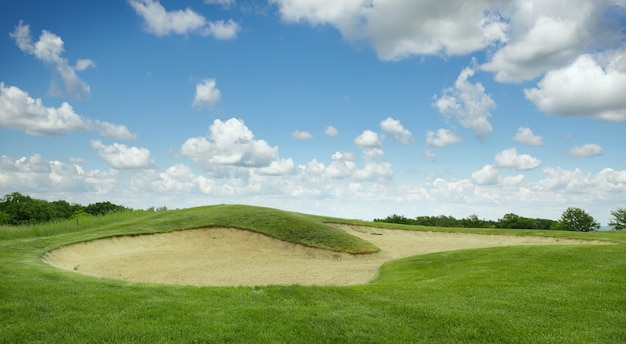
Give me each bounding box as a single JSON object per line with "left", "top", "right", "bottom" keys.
{"left": 1, "top": 204, "right": 625, "bottom": 343}
{"left": 0, "top": 204, "right": 379, "bottom": 254}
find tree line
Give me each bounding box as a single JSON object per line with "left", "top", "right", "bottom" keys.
{"left": 0, "top": 192, "right": 132, "bottom": 225}
{"left": 2, "top": 191, "right": 624, "bottom": 231}
{"left": 375, "top": 207, "right": 626, "bottom": 232}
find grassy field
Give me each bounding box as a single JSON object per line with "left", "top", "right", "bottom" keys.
{"left": 1, "top": 204, "right": 625, "bottom": 343}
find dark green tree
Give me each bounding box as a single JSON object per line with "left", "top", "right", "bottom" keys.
{"left": 0, "top": 192, "right": 54, "bottom": 224}
{"left": 84, "top": 201, "right": 128, "bottom": 216}
{"left": 461, "top": 214, "right": 493, "bottom": 228}
{"left": 608, "top": 208, "right": 626, "bottom": 230}
{"left": 557, "top": 207, "right": 600, "bottom": 232}
{"left": 0, "top": 210, "right": 10, "bottom": 225}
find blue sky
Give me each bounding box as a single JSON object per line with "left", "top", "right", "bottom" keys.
{"left": 1, "top": 0, "right": 625, "bottom": 224}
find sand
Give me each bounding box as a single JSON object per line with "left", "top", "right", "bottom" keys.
{"left": 44, "top": 225, "right": 605, "bottom": 286}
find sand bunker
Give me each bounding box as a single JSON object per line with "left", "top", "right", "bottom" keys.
{"left": 44, "top": 225, "right": 605, "bottom": 286}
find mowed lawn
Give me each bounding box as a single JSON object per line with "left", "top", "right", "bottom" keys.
{"left": 1, "top": 205, "right": 625, "bottom": 343}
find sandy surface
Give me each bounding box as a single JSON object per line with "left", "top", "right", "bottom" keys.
{"left": 44, "top": 225, "right": 605, "bottom": 286}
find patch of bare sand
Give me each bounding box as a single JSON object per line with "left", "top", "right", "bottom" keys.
{"left": 44, "top": 225, "right": 606, "bottom": 286}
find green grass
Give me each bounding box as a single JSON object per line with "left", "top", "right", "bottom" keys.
{"left": 1, "top": 204, "right": 625, "bottom": 343}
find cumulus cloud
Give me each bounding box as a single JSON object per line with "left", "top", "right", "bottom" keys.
{"left": 326, "top": 151, "right": 357, "bottom": 179}
{"left": 180, "top": 118, "right": 279, "bottom": 169}
{"left": 524, "top": 52, "right": 626, "bottom": 121}
{"left": 75, "top": 59, "right": 96, "bottom": 71}
{"left": 203, "top": 20, "right": 240, "bottom": 40}
{"left": 307, "top": 151, "right": 391, "bottom": 182}
{"left": 482, "top": 0, "right": 622, "bottom": 82}
{"left": 426, "top": 129, "right": 461, "bottom": 147}
{"left": 353, "top": 161, "right": 393, "bottom": 181}
{"left": 354, "top": 130, "right": 384, "bottom": 158}
{"left": 0, "top": 83, "right": 88, "bottom": 135}
{"left": 324, "top": 126, "right": 339, "bottom": 137}
{"left": 193, "top": 79, "right": 221, "bottom": 108}
{"left": 0, "top": 83, "right": 136, "bottom": 139}
{"left": 471, "top": 164, "right": 500, "bottom": 186}
{"left": 91, "top": 140, "right": 154, "bottom": 169}
{"left": 0, "top": 154, "right": 118, "bottom": 194}
{"left": 513, "top": 127, "right": 543, "bottom": 146}
{"left": 91, "top": 120, "right": 137, "bottom": 140}
{"left": 570, "top": 143, "right": 603, "bottom": 157}
{"left": 538, "top": 166, "right": 606, "bottom": 192}
{"left": 129, "top": 0, "right": 240, "bottom": 39}
{"left": 292, "top": 130, "right": 313, "bottom": 140}
{"left": 270, "top": 0, "right": 508, "bottom": 60}
{"left": 495, "top": 148, "right": 542, "bottom": 170}
{"left": 9, "top": 21, "right": 93, "bottom": 99}
{"left": 148, "top": 164, "right": 210, "bottom": 193}
{"left": 257, "top": 158, "right": 295, "bottom": 175}
{"left": 354, "top": 130, "right": 382, "bottom": 148}
{"left": 380, "top": 117, "right": 412, "bottom": 143}
{"left": 270, "top": 0, "right": 624, "bottom": 94}
{"left": 434, "top": 66, "right": 495, "bottom": 138}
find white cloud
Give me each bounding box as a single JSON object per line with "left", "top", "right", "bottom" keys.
{"left": 354, "top": 130, "right": 382, "bottom": 148}
{"left": 75, "top": 59, "right": 96, "bottom": 71}
{"left": 0, "top": 83, "right": 88, "bottom": 135}
{"left": 538, "top": 166, "right": 597, "bottom": 192}
{"left": 149, "top": 164, "right": 209, "bottom": 193}
{"left": 0, "top": 83, "right": 136, "bottom": 139}
{"left": 513, "top": 127, "right": 543, "bottom": 146}
{"left": 258, "top": 159, "right": 295, "bottom": 175}
{"left": 91, "top": 120, "right": 137, "bottom": 140}
{"left": 129, "top": 0, "right": 240, "bottom": 39}
{"left": 129, "top": 0, "right": 206, "bottom": 35}
{"left": 270, "top": 0, "right": 508, "bottom": 60}
{"left": 91, "top": 140, "right": 154, "bottom": 169}
{"left": 0, "top": 154, "right": 118, "bottom": 195}
{"left": 180, "top": 118, "right": 279, "bottom": 169}
{"left": 292, "top": 130, "right": 313, "bottom": 140}
{"left": 471, "top": 164, "right": 500, "bottom": 186}
{"left": 326, "top": 152, "right": 357, "bottom": 179}
{"left": 570, "top": 143, "right": 603, "bottom": 157}
{"left": 204, "top": 0, "right": 235, "bottom": 6}
{"left": 495, "top": 148, "right": 542, "bottom": 170}
{"left": 6, "top": 152, "right": 626, "bottom": 225}
{"left": 193, "top": 79, "right": 221, "bottom": 108}
{"left": 380, "top": 117, "right": 412, "bottom": 143}
{"left": 203, "top": 20, "right": 240, "bottom": 40}
{"left": 304, "top": 151, "right": 391, "bottom": 182}
{"left": 482, "top": 0, "right": 621, "bottom": 82}
{"left": 324, "top": 126, "right": 339, "bottom": 137}
{"left": 434, "top": 66, "right": 495, "bottom": 138}
{"left": 353, "top": 162, "right": 393, "bottom": 181}
{"left": 9, "top": 21, "right": 92, "bottom": 99}
{"left": 426, "top": 129, "right": 461, "bottom": 147}
{"left": 524, "top": 52, "right": 626, "bottom": 121}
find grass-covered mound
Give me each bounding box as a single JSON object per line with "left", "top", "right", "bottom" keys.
{"left": 0, "top": 204, "right": 378, "bottom": 254}
{"left": 179, "top": 204, "right": 379, "bottom": 254}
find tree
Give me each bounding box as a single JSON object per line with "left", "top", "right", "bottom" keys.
{"left": 558, "top": 207, "right": 600, "bottom": 232}
{"left": 496, "top": 213, "right": 551, "bottom": 229}
{"left": 608, "top": 208, "right": 626, "bottom": 230}
{"left": 84, "top": 201, "right": 127, "bottom": 216}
